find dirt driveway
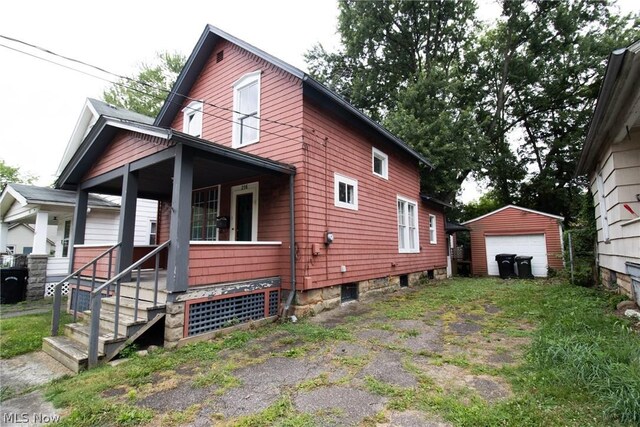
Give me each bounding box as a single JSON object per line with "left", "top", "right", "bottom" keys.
{"left": 91, "top": 279, "right": 532, "bottom": 426}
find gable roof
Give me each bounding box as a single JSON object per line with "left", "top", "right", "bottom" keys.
{"left": 461, "top": 205, "right": 564, "bottom": 225}
{"left": 576, "top": 39, "right": 640, "bottom": 175}
{"left": 1, "top": 183, "right": 119, "bottom": 218}
{"left": 154, "top": 24, "right": 432, "bottom": 168}
{"left": 57, "top": 98, "right": 155, "bottom": 177}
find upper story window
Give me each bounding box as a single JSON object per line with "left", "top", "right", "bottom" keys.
{"left": 398, "top": 196, "right": 419, "bottom": 253}
{"left": 183, "top": 100, "right": 203, "bottom": 137}
{"left": 334, "top": 173, "right": 358, "bottom": 210}
{"left": 232, "top": 71, "right": 261, "bottom": 147}
{"left": 429, "top": 214, "right": 437, "bottom": 244}
{"left": 372, "top": 147, "right": 388, "bottom": 179}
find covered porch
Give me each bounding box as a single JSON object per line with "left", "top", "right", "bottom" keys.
{"left": 58, "top": 120, "right": 296, "bottom": 300}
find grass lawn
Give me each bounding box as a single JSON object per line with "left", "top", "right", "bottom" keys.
{"left": 38, "top": 278, "right": 640, "bottom": 426}
{"left": 0, "top": 300, "right": 73, "bottom": 358}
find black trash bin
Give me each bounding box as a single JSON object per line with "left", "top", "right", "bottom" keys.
{"left": 0, "top": 268, "right": 29, "bottom": 304}
{"left": 515, "top": 256, "right": 534, "bottom": 279}
{"left": 495, "top": 254, "right": 517, "bottom": 279}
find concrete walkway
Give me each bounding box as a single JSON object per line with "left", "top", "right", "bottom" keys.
{"left": 0, "top": 352, "right": 72, "bottom": 426}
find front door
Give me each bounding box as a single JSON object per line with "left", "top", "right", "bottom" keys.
{"left": 230, "top": 182, "right": 259, "bottom": 241}
{"left": 235, "top": 193, "right": 253, "bottom": 241}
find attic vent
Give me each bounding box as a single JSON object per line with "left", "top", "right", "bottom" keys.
{"left": 216, "top": 50, "right": 224, "bottom": 63}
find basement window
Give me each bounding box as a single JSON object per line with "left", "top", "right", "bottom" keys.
{"left": 341, "top": 283, "right": 358, "bottom": 303}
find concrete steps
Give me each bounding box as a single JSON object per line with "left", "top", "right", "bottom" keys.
{"left": 43, "top": 293, "right": 165, "bottom": 373}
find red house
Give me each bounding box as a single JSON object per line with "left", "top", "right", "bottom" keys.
{"left": 462, "top": 205, "right": 564, "bottom": 277}
{"left": 45, "top": 25, "right": 448, "bottom": 370}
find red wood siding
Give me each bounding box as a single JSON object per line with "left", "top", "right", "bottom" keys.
{"left": 188, "top": 243, "right": 285, "bottom": 286}
{"left": 73, "top": 245, "right": 117, "bottom": 279}
{"left": 466, "top": 207, "right": 564, "bottom": 276}
{"left": 170, "top": 40, "right": 304, "bottom": 166}
{"left": 83, "top": 131, "right": 173, "bottom": 181}
{"left": 296, "top": 101, "right": 447, "bottom": 290}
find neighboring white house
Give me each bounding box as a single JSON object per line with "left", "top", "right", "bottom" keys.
{"left": 576, "top": 39, "right": 640, "bottom": 302}
{"left": 6, "top": 223, "right": 56, "bottom": 255}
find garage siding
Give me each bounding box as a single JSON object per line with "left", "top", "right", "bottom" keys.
{"left": 465, "top": 206, "right": 564, "bottom": 277}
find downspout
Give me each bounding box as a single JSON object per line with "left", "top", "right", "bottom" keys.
{"left": 283, "top": 173, "right": 296, "bottom": 315}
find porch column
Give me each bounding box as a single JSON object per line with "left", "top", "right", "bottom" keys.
{"left": 68, "top": 190, "right": 88, "bottom": 271}
{"left": 33, "top": 211, "right": 49, "bottom": 254}
{"left": 166, "top": 144, "right": 193, "bottom": 293}
{"left": 116, "top": 165, "right": 138, "bottom": 277}
{"left": 0, "top": 221, "right": 8, "bottom": 253}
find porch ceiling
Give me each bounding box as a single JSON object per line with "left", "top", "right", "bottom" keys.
{"left": 85, "top": 149, "right": 288, "bottom": 200}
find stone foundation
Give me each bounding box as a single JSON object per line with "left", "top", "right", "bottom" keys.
{"left": 26, "top": 254, "right": 48, "bottom": 301}
{"left": 164, "top": 302, "right": 185, "bottom": 349}
{"left": 291, "top": 268, "right": 447, "bottom": 317}
{"left": 600, "top": 266, "right": 634, "bottom": 299}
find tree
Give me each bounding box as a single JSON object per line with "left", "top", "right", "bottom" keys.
{"left": 306, "top": 0, "right": 483, "bottom": 201}
{"left": 103, "top": 51, "right": 186, "bottom": 118}
{"left": 0, "top": 160, "right": 36, "bottom": 191}
{"left": 478, "top": 0, "right": 640, "bottom": 222}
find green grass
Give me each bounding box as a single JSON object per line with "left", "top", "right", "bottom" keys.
{"left": 0, "top": 310, "right": 73, "bottom": 358}
{"left": 38, "top": 278, "right": 640, "bottom": 426}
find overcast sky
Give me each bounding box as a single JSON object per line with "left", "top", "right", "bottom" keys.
{"left": 0, "top": 0, "right": 634, "bottom": 203}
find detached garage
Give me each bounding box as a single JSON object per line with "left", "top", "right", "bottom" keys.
{"left": 462, "top": 205, "right": 564, "bottom": 278}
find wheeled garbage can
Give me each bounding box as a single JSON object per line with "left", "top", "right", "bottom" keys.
{"left": 495, "top": 254, "right": 517, "bottom": 279}
{"left": 0, "top": 268, "right": 29, "bottom": 304}
{"left": 515, "top": 256, "right": 534, "bottom": 279}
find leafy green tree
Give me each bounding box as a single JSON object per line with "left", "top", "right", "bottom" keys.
{"left": 306, "top": 0, "right": 482, "bottom": 201}
{"left": 103, "top": 51, "right": 186, "bottom": 118}
{"left": 0, "top": 160, "right": 36, "bottom": 191}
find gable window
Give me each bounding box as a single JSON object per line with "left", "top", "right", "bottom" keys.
{"left": 334, "top": 173, "right": 358, "bottom": 210}
{"left": 183, "top": 100, "right": 203, "bottom": 137}
{"left": 429, "top": 214, "right": 437, "bottom": 244}
{"left": 397, "top": 196, "right": 419, "bottom": 253}
{"left": 232, "top": 71, "right": 261, "bottom": 147}
{"left": 191, "top": 186, "right": 220, "bottom": 241}
{"left": 372, "top": 147, "right": 388, "bottom": 179}
{"left": 596, "top": 172, "right": 610, "bottom": 243}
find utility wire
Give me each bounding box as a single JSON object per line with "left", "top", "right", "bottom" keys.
{"left": 0, "top": 38, "right": 308, "bottom": 145}
{"left": 0, "top": 34, "right": 306, "bottom": 132}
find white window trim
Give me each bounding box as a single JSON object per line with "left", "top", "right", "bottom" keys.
{"left": 232, "top": 70, "right": 261, "bottom": 148}
{"left": 149, "top": 220, "right": 157, "bottom": 245}
{"left": 334, "top": 173, "right": 358, "bottom": 210}
{"left": 230, "top": 182, "right": 259, "bottom": 241}
{"left": 596, "top": 172, "right": 610, "bottom": 243}
{"left": 397, "top": 195, "right": 420, "bottom": 253}
{"left": 191, "top": 185, "right": 221, "bottom": 242}
{"left": 372, "top": 147, "right": 389, "bottom": 179}
{"left": 429, "top": 214, "right": 437, "bottom": 244}
{"left": 182, "top": 100, "right": 203, "bottom": 137}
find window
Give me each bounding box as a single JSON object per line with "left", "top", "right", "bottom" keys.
{"left": 232, "top": 71, "right": 261, "bottom": 147}
{"left": 149, "top": 221, "right": 157, "bottom": 245}
{"left": 596, "top": 173, "right": 610, "bottom": 243}
{"left": 5, "top": 245, "right": 15, "bottom": 255}
{"left": 429, "top": 214, "right": 437, "bottom": 244}
{"left": 62, "top": 220, "right": 71, "bottom": 257}
{"left": 191, "top": 186, "right": 220, "bottom": 241}
{"left": 372, "top": 147, "right": 388, "bottom": 179}
{"left": 334, "top": 173, "right": 358, "bottom": 210}
{"left": 183, "top": 100, "right": 203, "bottom": 137}
{"left": 397, "top": 196, "right": 419, "bottom": 253}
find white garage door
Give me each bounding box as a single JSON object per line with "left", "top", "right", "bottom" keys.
{"left": 485, "top": 234, "right": 548, "bottom": 277}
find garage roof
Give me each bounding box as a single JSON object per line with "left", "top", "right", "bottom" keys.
{"left": 461, "top": 205, "right": 564, "bottom": 225}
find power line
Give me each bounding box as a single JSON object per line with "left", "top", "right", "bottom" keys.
{"left": 0, "top": 34, "right": 306, "bottom": 132}
{"left": 0, "top": 38, "right": 308, "bottom": 146}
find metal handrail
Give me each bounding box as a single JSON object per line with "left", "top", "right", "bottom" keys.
{"left": 51, "top": 242, "right": 121, "bottom": 336}
{"left": 88, "top": 240, "right": 169, "bottom": 368}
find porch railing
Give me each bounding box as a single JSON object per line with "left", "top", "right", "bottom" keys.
{"left": 51, "top": 243, "right": 121, "bottom": 336}
{"left": 88, "top": 240, "right": 170, "bottom": 368}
